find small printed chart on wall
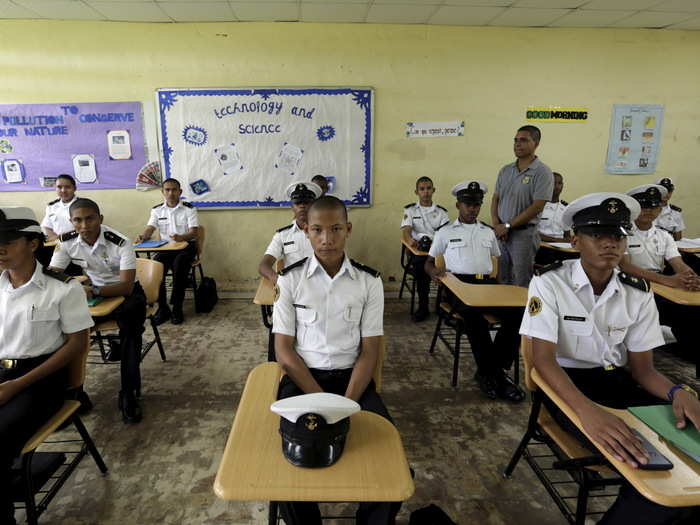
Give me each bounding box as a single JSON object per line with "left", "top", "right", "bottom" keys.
{"left": 0, "top": 101, "right": 146, "bottom": 191}
{"left": 156, "top": 87, "right": 374, "bottom": 209}
{"left": 606, "top": 104, "right": 664, "bottom": 175}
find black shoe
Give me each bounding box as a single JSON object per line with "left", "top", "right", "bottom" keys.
{"left": 118, "top": 391, "right": 142, "bottom": 424}
{"left": 412, "top": 306, "right": 429, "bottom": 322}
{"left": 153, "top": 306, "right": 172, "bottom": 326}
{"left": 106, "top": 336, "right": 121, "bottom": 362}
{"left": 171, "top": 307, "right": 184, "bottom": 325}
{"left": 494, "top": 372, "right": 525, "bottom": 403}
{"left": 474, "top": 371, "right": 498, "bottom": 400}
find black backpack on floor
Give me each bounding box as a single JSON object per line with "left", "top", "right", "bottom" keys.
{"left": 195, "top": 276, "right": 218, "bottom": 313}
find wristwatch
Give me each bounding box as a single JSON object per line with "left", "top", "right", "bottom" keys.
{"left": 667, "top": 383, "right": 698, "bottom": 402}
{"left": 505, "top": 223, "right": 512, "bottom": 230}
{"left": 91, "top": 285, "right": 101, "bottom": 297}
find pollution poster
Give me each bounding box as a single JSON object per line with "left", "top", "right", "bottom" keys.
{"left": 606, "top": 104, "right": 664, "bottom": 175}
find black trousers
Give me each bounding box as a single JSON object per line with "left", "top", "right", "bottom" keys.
{"left": 411, "top": 254, "right": 430, "bottom": 308}
{"left": 276, "top": 369, "right": 401, "bottom": 525}
{"left": 545, "top": 367, "right": 700, "bottom": 525}
{"left": 94, "top": 283, "right": 147, "bottom": 394}
{"left": 0, "top": 356, "right": 67, "bottom": 523}
{"left": 154, "top": 243, "right": 196, "bottom": 310}
{"left": 444, "top": 276, "right": 524, "bottom": 376}
{"left": 654, "top": 294, "right": 696, "bottom": 358}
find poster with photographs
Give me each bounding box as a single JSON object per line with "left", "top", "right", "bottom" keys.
{"left": 605, "top": 104, "right": 664, "bottom": 174}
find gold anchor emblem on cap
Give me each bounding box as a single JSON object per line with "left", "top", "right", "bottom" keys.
{"left": 305, "top": 415, "right": 318, "bottom": 431}
{"left": 608, "top": 200, "right": 619, "bottom": 214}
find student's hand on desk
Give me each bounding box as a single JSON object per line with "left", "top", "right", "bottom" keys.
{"left": 134, "top": 235, "right": 144, "bottom": 244}
{"left": 672, "top": 390, "right": 700, "bottom": 430}
{"left": 579, "top": 404, "right": 649, "bottom": 468}
{"left": 429, "top": 269, "right": 445, "bottom": 284}
{"left": 172, "top": 234, "right": 185, "bottom": 242}
{"left": 494, "top": 224, "right": 509, "bottom": 240}
{"left": 0, "top": 380, "right": 22, "bottom": 406}
{"left": 681, "top": 272, "right": 700, "bottom": 291}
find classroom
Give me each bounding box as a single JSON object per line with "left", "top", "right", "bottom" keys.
{"left": 1, "top": 1, "right": 700, "bottom": 524}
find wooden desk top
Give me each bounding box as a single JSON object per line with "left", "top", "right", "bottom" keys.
{"left": 89, "top": 296, "right": 124, "bottom": 317}
{"left": 651, "top": 283, "right": 700, "bottom": 306}
{"left": 134, "top": 241, "right": 188, "bottom": 252}
{"left": 439, "top": 272, "right": 527, "bottom": 307}
{"left": 214, "top": 363, "right": 415, "bottom": 502}
{"left": 678, "top": 247, "right": 700, "bottom": 254}
{"left": 253, "top": 277, "right": 276, "bottom": 306}
{"left": 401, "top": 238, "right": 428, "bottom": 257}
{"left": 539, "top": 241, "right": 579, "bottom": 254}
{"left": 531, "top": 368, "right": 700, "bottom": 507}
{"left": 44, "top": 239, "right": 58, "bottom": 248}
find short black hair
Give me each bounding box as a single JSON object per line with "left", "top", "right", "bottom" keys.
{"left": 518, "top": 125, "right": 541, "bottom": 143}
{"left": 553, "top": 171, "right": 563, "bottom": 181}
{"left": 56, "top": 173, "right": 76, "bottom": 187}
{"left": 311, "top": 174, "right": 327, "bottom": 184}
{"left": 415, "top": 176, "right": 433, "bottom": 189}
{"left": 308, "top": 196, "right": 348, "bottom": 221}
{"left": 163, "top": 178, "right": 181, "bottom": 189}
{"left": 69, "top": 198, "right": 101, "bottom": 217}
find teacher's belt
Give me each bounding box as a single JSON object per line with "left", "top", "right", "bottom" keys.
{"left": 0, "top": 354, "right": 52, "bottom": 371}
{"left": 512, "top": 223, "right": 536, "bottom": 231}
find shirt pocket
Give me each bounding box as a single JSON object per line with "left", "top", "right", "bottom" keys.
{"left": 561, "top": 316, "right": 592, "bottom": 337}
{"left": 447, "top": 239, "right": 466, "bottom": 250}
{"left": 283, "top": 241, "right": 299, "bottom": 254}
{"left": 296, "top": 308, "right": 321, "bottom": 348}
{"left": 343, "top": 303, "right": 363, "bottom": 341}
{"left": 481, "top": 238, "right": 493, "bottom": 249}
{"left": 27, "top": 305, "right": 60, "bottom": 346}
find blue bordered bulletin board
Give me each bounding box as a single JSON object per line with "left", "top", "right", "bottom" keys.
{"left": 156, "top": 87, "right": 374, "bottom": 209}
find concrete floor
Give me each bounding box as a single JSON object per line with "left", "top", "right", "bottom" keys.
{"left": 18, "top": 298, "right": 699, "bottom": 525}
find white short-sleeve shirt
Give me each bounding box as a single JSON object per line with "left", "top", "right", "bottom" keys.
{"left": 0, "top": 263, "right": 94, "bottom": 359}
{"left": 400, "top": 203, "right": 450, "bottom": 241}
{"left": 264, "top": 221, "right": 313, "bottom": 265}
{"left": 272, "top": 255, "right": 384, "bottom": 371}
{"left": 654, "top": 205, "right": 685, "bottom": 236}
{"left": 519, "top": 259, "right": 665, "bottom": 369}
{"left": 625, "top": 225, "right": 680, "bottom": 272}
{"left": 429, "top": 220, "right": 500, "bottom": 275}
{"left": 538, "top": 201, "right": 568, "bottom": 238}
{"left": 49, "top": 225, "right": 137, "bottom": 286}
{"left": 147, "top": 201, "right": 199, "bottom": 243}
{"left": 41, "top": 197, "right": 77, "bottom": 235}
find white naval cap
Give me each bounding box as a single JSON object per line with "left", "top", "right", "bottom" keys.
{"left": 271, "top": 392, "right": 360, "bottom": 424}
{"left": 450, "top": 180, "right": 488, "bottom": 203}
{"left": 561, "top": 192, "right": 640, "bottom": 233}
{"left": 286, "top": 181, "right": 323, "bottom": 203}
{"left": 655, "top": 177, "right": 674, "bottom": 192}
{"left": 626, "top": 184, "right": 667, "bottom": 207}
{"left": 0, "top": 206, "right": 42, "bottom": 241}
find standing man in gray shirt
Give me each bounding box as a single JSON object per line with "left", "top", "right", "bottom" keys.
{"left": 490, "top": 125, "right": 554, "bottom": 287}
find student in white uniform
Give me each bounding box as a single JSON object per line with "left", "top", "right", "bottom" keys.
{"left": 41, "top": 174, "right": 78, "bottom": 241}
{"left": 0, "top": 207, "right": 93, "bottom": 525}
{"left": 618, "top": 184, "right": 700, "bottom": 361}
{"left": 49, "top": 198, "right": 147, "bottom": 424}
{"left": 258, "top": 182, "right": 322, "bottom": 285}
{"left": 311, "top": 174, "right": 329, "bottom": 196}
{"left": 135, "top": 178, "right": 199, "bottom": 325}
{"left": 400, "top": 176, "right": 450, "bottom": 322}
{"left": 425, "top": 181, "right": 525, "bottom": 402}
{"left": 273, "top": 196, "right": 400, "bottom": 525}
{"left": 538, "top": 171, "right": 568, "bottom": 243}
{"left": 520, "top": 192, "right": 700, "bottom": 524}
{"left": 653, "top": 177, "right": 685, "bottom": 241}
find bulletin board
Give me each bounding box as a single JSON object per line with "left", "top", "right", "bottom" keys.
{"left": 156, "top": 87, "right": 374, "bottom": 209}
{"left": 0, "top": 101, "right": 146, "bottom": 191}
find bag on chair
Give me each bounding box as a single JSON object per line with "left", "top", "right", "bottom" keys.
{"left": 195, "top": 276, "right": 218, "bottom": 313}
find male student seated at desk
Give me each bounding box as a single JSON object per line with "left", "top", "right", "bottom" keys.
{"left": 272, "top": 196, "right": 401, "bottom": 525}
{"left": 0, "top": 207, "right": 93, "bottom": 525}
{"left": 49, "top": 198, "right": 147, "bottom": 424}
{"left": 538, "top": 171, "right": 569, "bottom": 243}
{"left": 135, "top": 178, "right": 199, "bottom": 325}
{"left": 400, "top": 176, "right": 450, "bottom": 322}
{"left": 425, "top": 180, "right": 525, "bottom": 402}
{"left": 520, "top": 192, "right": 700, "bottom": 524}
{"left": 618, "top": 184, "right": 700, "bottom": 359}
{"left": 258, "top": 181, "right": 322, "bottom": 285}
{"left": 653, "top": 177, "right": 685, "bottom": 241}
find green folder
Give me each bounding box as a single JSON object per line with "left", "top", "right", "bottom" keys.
{"left": 86, "top": 297, "right": 104, "bottom": 307}
{"left": 628, "top": 405, "right": 700, "bottom": 462}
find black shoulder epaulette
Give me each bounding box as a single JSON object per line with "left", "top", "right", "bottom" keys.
{"left": 48, "top": 198, "right": 60, "bottom": 205}
{"left": 479, "top": 221, "right": 494, "bottom": 230}
{"left": 152, "top": 203, "right": 164, "bottom": 209}
{"left": 276, "top": 224, "right": 293, "bottom": 233}
{"left": 435, "top": 222, "right": 449, "bottom": 231}
{"left": 670, "top": 204, "right": 682, "bottom": 212}
{"left": 561, "top": 200, "right": 568, "bottom": 206}
{"left": 534, "top": 261, "right": 563, "bottom": 276}
{"left": 182, "top": 201, "right": 194, "bottom": 208}
{"left": 404, "top": 202, "right": 414, "bottom": 209}
{"left": 436, "top": 205, "right": 447, "bottom": 212}
{"left": 104, "top": 230, "right": 126, "bottom": 247}
{"left": 618, "top": 272, "right": 650, "bottom": 293}
{"left": 351, "top": 259, "right": 380, "bottom": 278}
{"left": 279, "top": 257, "right": 307, "bottom": 276}
{"left": 42, "top": 267, "right": 72, "bottom": 284}
{"left": 58, "top": 230, "right": 78, "bottom": 242}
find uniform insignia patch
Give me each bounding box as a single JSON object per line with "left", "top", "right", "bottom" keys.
{"left": 528, "top": 296, "right": 542, "bottom": 316}
{"left": 58, "top": 230, "right": 78, "bottom": 242}
{"left": 670, "top": 204, "right": 682, "bottom": 212}
{"left": 273, "top": 284, "right": 280, "bottom": 303}
{"left": 48, "top": 198, "right": 60, "bottom": 205}
{"left": 522, "top": 176, "right": 530, "bottom": 184}
{"left": 607, "top": 199, "right": 619, "bottom": 215}
{"left": 304, "top": 414, "right": 318, "bottom": 431}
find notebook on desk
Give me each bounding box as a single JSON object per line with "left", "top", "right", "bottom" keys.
{"left": 87, "top": 297, "right": 104, "bottom": 307}
{"left": 134, "top": 240, "right": 168, "bottom": 249}
{"left": 628, "top": 405, "right": 700, "bottom": 462}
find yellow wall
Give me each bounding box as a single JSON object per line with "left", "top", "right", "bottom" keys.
{"left": 2, "top": 21, "right": 699, "bottom": 290}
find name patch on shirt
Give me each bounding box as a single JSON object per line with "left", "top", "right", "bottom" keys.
{"left": 449, "top": 238, "right": 462, "bottom": 243}
{"left": 629, "top": 244, "right": 641, "bottom": 248}
{"left": 292, "top": 303, "right": 308, "bottom": 309}
{"left": 283, "top": 241, "right": 295, "bottom": 246}
{"left": 158, "top": 218, "right": 168, "bottom": 221}
{"left": 413, "top": 216, "right": 422, "bottom": 219}
{"left": 563, "top": 315, "right": 586, "bottom": 322}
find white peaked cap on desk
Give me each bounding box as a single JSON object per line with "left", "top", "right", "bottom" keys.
{"left": 271, "top": 392, "right": 360, "bottom": 424}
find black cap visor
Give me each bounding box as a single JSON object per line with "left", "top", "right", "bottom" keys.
{"left": 456, "top": 193, "right": 483, "bottom": 205}
{"left": 0, "top": 230, "right": 27, "bottom": 243}
{"left": 574, "top": 225, "right": 629, "bottom": 237}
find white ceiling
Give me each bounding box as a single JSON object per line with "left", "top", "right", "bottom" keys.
{"left": 1, "top": 0, "right": 700, "bottom": 29}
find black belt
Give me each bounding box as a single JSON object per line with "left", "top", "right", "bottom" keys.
{"left": 454, "top": 273, "right": 495, "bottom": 283}
{"left": 309, "top": 368, "right": 353, "bottom": 378}
{"left": 0, "top": 353, "right": 53, "bottom": 371}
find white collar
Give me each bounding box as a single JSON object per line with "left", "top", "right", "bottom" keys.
{"left": 79, "top": 225, "right": 107, "bottom": 250}
{"left": 307, "top": 253, "right": 356, "bottom": 280}
{"left": 571, "top": 259, "right": 620, "bottom": 301}
{"left": 163, "top": 200, "right": 182, "bottom": 211}
{"left": 0, "top": 261, "right": 46, "bottom": 293}
{"left": 59, "top": 196, "right": 77, "bottom": 208}
{"left": 451, "top": 218, "right": 477, "bottom": 227}
{"left": 417, "top": 202, "right": 435, "bottom": 210}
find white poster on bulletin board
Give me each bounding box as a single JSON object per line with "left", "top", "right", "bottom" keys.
{"left": 605, "top": 104, "right": 664, "bottom": 175}
{"left": 156, "top": 87, "right": 374, "bottom": 209}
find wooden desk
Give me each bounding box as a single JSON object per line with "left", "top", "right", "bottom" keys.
{"left": 89, "top": 296, "right": 124, "bottom": 317}
{"left": 651, "top": 283, "right": 700, "bottom": 306}
{"left": 439, "top": 272, "right": 528, "bottom": 307}
{"left": 531, "top": 367, "right": 700, "bottom": 508}
{"left": 401, "top": 238, "right": 428, "bottom": 257}
{"left": 44, "top": 239, "right": 58, "bottom": 248}
{"left": 539, "top": 241, "right": 579, "bottom": 254}
{"left": 134, "top": 241, "right": 188, "bottom": 258}
{"left": 214, "top": 363, "right": 414, "bottom": 503}
{"left": 254, "top": 277, "right": 276, "bottom": 307}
